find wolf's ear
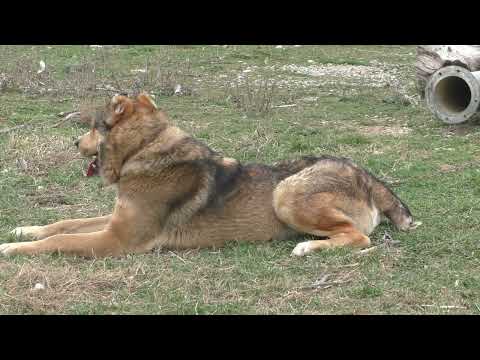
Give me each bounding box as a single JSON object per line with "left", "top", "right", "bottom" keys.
{"left": 136, "top": 92, "right": 158, "bottom": 111}
{"left": 105, "top": 94, "right": 132, "bottom": 127}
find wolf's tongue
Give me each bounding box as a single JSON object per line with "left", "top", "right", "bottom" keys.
{"left": 86, "top": 158, "right": 98, "bottom": 177}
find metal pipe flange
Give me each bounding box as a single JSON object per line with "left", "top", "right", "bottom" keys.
{"left": 426, "top": 65, "right": 480, "bottom": 124}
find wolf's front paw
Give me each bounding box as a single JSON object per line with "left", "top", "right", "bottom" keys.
{"left": 0, "top": 242, "right": 29, "bottom": 256}
{"left": 10, "top": 226, "right": 45, "bottom": 240}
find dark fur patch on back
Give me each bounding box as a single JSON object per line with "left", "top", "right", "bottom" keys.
{"left": 166, "top": 163, "right": 204, "bottom": 211}
{"left": 273, "top": 155, "right": 321, "bottom": 180}
{"left": 164, "top": 160, "right": 243, "bottom": 213}
{"left": 165, "top": 136, "right": 246, "bottom": 208}
{"left": 212, "top": 160, "right": 243, "bottom": 201}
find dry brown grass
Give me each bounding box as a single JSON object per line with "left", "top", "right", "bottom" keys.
{"left": 4, "top": 133, "right": 80, "bottom": 177}
{"left": 0, "top": 259, "right": 142, "bottom": 313}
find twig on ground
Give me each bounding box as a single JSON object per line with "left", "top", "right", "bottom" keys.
{"left": 56, "top": 111, "right": 78, "bottom": 118}
{"left": 355, "top": 230, "right": 401, "bottom": 255}
{"left": 420, "top": 304, "right": 467, "bottom": 310}
{"left": 96, "top": 86, "right": 123, "bottom": 94}
{"left": 272, "top": 104, "right": 297, "bottom": 108}
{"left": 335, "top": 263, "right": 360, "bottom": 268}
{"left": 382, "top": 231, "right": 400, "bottom": 246}
{"left": 1, "top": 118, "right": 61, "bottom": 134}
{"left": 51, "top": 111, "right": 81, "bottom": 128}
{"left": 0, "top": 124, "right": 28, "bottom": 134}
{"left": 169, "top": 251, "right": 188, "bottom": 263}
{"left": 299, "top": 271, "right": 354, "bottom": 291}
{"left": 134, "top": 263, "right": 146, "bottom": 276}
{"left": 356, "top": 246, "right": 381, "bottom": 255}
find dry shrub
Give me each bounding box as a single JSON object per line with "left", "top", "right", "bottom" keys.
{"left": 226, "top": 76, "right": 279, "bottom": 116}
{"left": 0, "top": 55, "right": 56, "bottom": 95}
{"left": 0, "top": 46, "right": 196, "bottom": 100}
{"left": 127, "top": 57, "right": 195, "bottom": 97}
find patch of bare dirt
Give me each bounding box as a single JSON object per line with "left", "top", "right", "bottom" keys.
{"left": 281, "top": 63, "right": 397, "bottom": 87}
{"left": 441, "top": 125, "right": 479, "bottom": 137}
{"left": 438, "top": 161, "right": 480, "bottom": 173}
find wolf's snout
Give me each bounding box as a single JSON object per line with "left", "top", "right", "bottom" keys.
{"left": 74, "top": 139, "right": 80, "bottom": 148}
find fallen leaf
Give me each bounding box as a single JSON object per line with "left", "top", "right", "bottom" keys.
{"left": 439, "top": 164, "right": 456, "bottom": 172}
{"left": 37, "top": 60, "right": 46, "bottom": 74}
{"left": 174, "top": 84, "right": 182, "bottom": 95}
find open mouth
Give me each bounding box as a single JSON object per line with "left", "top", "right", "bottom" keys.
{"left": 86, "top": 156, "right": 99, "bottom": 177}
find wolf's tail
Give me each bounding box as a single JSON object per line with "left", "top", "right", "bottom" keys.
{"left": 369, "top": 173, "right": 420, "bottom": 231}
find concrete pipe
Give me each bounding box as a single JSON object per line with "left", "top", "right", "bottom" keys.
{"left": 425, "top": 65, "right": 480, "bottom": 124}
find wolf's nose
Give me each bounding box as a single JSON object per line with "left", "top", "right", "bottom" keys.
{"left": 74, "top": 139, "right": 79, "bottom": 148}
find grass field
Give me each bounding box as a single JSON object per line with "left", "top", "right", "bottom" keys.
{"left": 0, "top": 45, "right": 479, "bottom": 314}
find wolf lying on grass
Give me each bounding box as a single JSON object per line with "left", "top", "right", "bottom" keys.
{"left": 1, "top": 93, "right": 420, "bottom": 258}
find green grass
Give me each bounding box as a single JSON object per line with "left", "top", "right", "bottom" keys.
{"left": 0, "top": 45, "right": 479, "bottom": 314}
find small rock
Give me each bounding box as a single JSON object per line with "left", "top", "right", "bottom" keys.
{"left": 33, "top": 283, "right": 45, "bottom": 291}
{"left": 16, "top": 159, "right": 28, "bottom": 171}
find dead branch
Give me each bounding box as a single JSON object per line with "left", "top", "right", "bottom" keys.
{"left": 356, "top": 246, "right": 381, "bottom": 255}
{"left": 51, "top": 111, "right": 81, "bottom": 128}
{"left": 0, "top": 124, "right": 28, "bottom": 134}
{"left": 335, "top": 263, "right": 360, "bottom": 268}
{"left": 299, "top": 271, "right": 354, "bottom": 291}
{"left": 355, "top": 231, "right": 401, "bottom": 255}
{"left": 420, "top": 304, "right": 467, "bottom": 310}
{"left": 168, "top": 251, "right": 188, "bottom": 263}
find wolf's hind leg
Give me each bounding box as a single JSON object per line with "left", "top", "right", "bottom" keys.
{"left": 291, "top": 228, "right": 370, "bottom": 256}
{"left": 273, "top": 189, "right": 371, "bottom": 256}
